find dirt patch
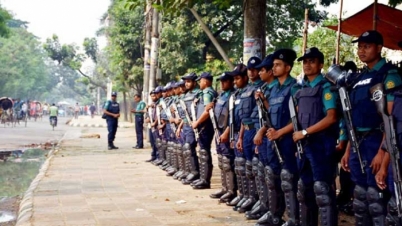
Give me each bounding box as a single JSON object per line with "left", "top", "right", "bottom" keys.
{"left": 80, "top": 134, "right": 101, "bottom": 139}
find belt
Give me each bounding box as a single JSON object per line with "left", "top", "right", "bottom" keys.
{"left": 243, "top": 124, "right": 255, "bottom": 130}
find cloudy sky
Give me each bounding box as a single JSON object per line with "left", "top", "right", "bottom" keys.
{"left": 1, "top": 0, "right": 110, "bottom": 47}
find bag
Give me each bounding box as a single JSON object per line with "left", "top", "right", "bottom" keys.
{"left": 102, "top": 100, "right": 110, "bottom": 119}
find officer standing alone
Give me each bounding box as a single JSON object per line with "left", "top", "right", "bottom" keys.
{"left": 103, "top": 91, "right": 120, "bottom": 150}
{"left": 132, "top": 94, "right": 146, "bottom": 149}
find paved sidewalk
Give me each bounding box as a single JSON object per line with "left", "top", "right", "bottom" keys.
{"left": 26, "top": 126, "right": 255, "bottom": 226}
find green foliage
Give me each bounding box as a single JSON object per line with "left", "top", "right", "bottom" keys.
{"left": 0, "top": 27, "right": 56, "bottom": 99}
{"left": 105, "top": 0, "right": 145, "bottom": 92}
{"left": 0, "top": 6, "right": 11, "bottom": 37}
{"left": 292, "top": 17, "right": 357, "bottom": 75}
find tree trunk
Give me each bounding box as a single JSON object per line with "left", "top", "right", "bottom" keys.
{"left": 190, "top": 8, "right": 234, "bottom": 70}
{"left": 302, "top": 7, "right": 309, "bottom": 54}
{"left": 243, "top": 0, "right": 266, "bottom": 62}
{"left": 123, "top": 91, "right": 128, "bottom": 121}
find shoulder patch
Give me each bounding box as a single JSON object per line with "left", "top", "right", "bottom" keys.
{"left": 324, "top": 92, "right": 332, "bottom": 101}
{"left": 386, "top": 81, "right": 395, "bottom": 89}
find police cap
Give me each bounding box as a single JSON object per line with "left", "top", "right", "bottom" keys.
{"left": 247, "top": 56, "right": 262, "bottom": 69}
{"left": 226, "top": 63, "right": 247, "bottom": 77}
{"left": 272, "top": 49, "right": 297, "bottom": 67}
{"left": 196, "top": 72, "right": 213, "bottom": 81}
{"left": 297, "top": 47, "right": 324, "bottom": 63}
{"left": 181, "top": 72, "right": 198, "bottom": 81}
{"left": 352, "top": 30, "right": 383, "bottom": 45}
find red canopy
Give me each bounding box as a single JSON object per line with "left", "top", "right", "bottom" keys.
{"left": 327, "top": 3, "right": 402, "bottom": 50}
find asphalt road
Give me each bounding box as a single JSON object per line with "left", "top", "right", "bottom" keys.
{"left": 0, "top": 116, "right": 69, "bottom": 151}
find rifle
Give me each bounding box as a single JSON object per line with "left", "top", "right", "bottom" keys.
{"left": 147, "top": 105, "right": 154, "bottom": 131}
{"left": 325, "top": 64, "right": 365, "bottom": 174}
{"left": 179, "top": 100, "right": 199, "bottom": 141}
{"left": 256, "top": 90, "right": 283, "bottom": 164}
{"left": 339, "top": 87, "right": 365, "bottom": 174}
{"left": 190, "top": 100, "right": 200, "bottom": 142}
{"left": 229, "top": 94, "right": 235, "bottom": 148}
{"left": 160, "top": 101, "right": 177, "bottom": 133}
{"left": 155, "top": 104, "right": 163, "bottom": 136}
{"left": 288, "top": 96, "right": 304, "bottom": 159}
{"left": 208, "top": 99, "right": 220, "bottom": 145}
{"left": 370, "top": 83, "right": 402, "bottom": 216}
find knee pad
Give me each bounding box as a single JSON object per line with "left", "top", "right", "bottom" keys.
{"left": 183, "top": 143, "right": 190, "bottom": 152}
{"left": 237, "top": 157, "right": 246, "bottom": 176}
{"left": 217, "top": 154, "right": 223, "bottom": 170}
{"left": 222, "top": 156, "right": 232, "bottom": 172}
{"left": 353, "top": 185, "right": 368, "bottom": 214}
{"left": 156, "top": 138, "right": 162, "bottom": 148}
{"left": 257, "top": 161, "right": 265, "bottom": 178}
{"left": 252, "top": 156, "right": 259, "bottom": 177}
{"left": 246, "top": 160, "right": 253, "bottom": 179}
{"left": 183, "top": 149, "right": 191, "bottom": 158}
{"left": 199, "top": 149, "right": 208, "bottom": 162}
{"left": 367, "top": 187, "right": 384, "bottom": 217}
{"left": 265, "top": 166, "right": 278, "bottom": 189}
{"left": 280, "top": 169, "right": 294, "bottom": 193}
{"left": 313, "top": 181, "right": 331, "bottom": 207}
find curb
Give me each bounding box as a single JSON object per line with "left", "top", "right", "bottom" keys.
{"left": 68, "top": 122, "right": 134, "bottom": 128}
{"left": 15, "top": 136, "right": 64, "bottom": 226}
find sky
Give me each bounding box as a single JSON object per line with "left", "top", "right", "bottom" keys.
{"left": 0, "top": 0, "right": 110, "bottom": 47}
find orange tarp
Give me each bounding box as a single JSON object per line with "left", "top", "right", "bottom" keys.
{"left": 327, "top": 3, "right": 402, "bottom": 50}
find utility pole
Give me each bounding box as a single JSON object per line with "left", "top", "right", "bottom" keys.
{"left": 149, "top": 6, "right": 159, "bottom": 97}
{"left": 243, "top": 0, "right": 266, "bottom": 63}
{"left": 143, "top": 1, "right": 152, "bottom": 104}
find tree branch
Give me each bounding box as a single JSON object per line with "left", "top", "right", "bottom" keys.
{"left": 77, "top": 68, "right": 107, "bottom": 92}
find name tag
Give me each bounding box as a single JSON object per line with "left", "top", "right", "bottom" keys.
{"left": 217, "top": 99, "right": 226, "bottom": 105}
{"left": 241, "top": 91, "right": 253, "bottom": 98}
{"left": 235, "top": 99, "right": 241, "bottom": 105}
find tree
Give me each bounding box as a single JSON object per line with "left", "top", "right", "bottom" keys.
{"left": 292, "top": 17, "right": 357, "bottom": 75}
{"left": 43, "top": 35, "right": 107, "bottom": 91}
{"left": 0, "top": 26, "right": 56, "bottom": 99}
{"left": 0, "top": 6, "right": 11, "bottom": 37}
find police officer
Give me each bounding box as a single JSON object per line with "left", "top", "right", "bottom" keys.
{"left": 208, "top": 72, "right": 237, "bottom": 202}
{"left": 292, "top": 47, "right": 339, "bottom": 226}
{"left": 132, "top": 94, "right": 146, "bottom": 149}
{"left": 145, "top": 90, "right": 159, "bottom": 162}
{"left": 228, "top": 58, "right": 263, "bottom": 213}
{"left": 103, "top": 91, "right": 120, "bottom": 150}
{"left": 151, "top": 86, "right": 164, "bottom": 163}
{"left": 177, "top": 73, "right": 201, "bottom": 185}
{"left": 382, "top": 76, "right": 402, "bottom": 225}
{"left": 340, "top": 30, "right": 402, "bottom": 225}
{"left": 246, "top": 54, "right": 277, "bottom": 221}
{"left": 190, "top": 72, "right": 218, "bottom": 189}
{"left": 171, "top": 80, "right": 188, "bottom": 179}
{"left": 256, "top": 50, "right": 300, "bottom": 226}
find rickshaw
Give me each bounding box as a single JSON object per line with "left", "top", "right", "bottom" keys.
{"left": 13, "top": 100, "right": 28, "bottom": 127}
{"left": 29, "top": 101, "right": 42, "bottom": 121}
{"left": 0, "top": 97, "right": 14, "bottom": 127}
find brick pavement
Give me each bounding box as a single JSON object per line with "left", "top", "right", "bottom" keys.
{"left": 26, "top": 126, "right": 255, "bottom": 226}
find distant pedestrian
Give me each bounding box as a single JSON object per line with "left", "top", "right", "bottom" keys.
{"left": 131, "top": 94, "right": 146, "bottom": 149}
{"left": 90, "top": 104, "right": 96, "bottom": 118}
{"left": 103, "top": 92, "right": 120, "bottom": 150}
{"left": 74, "top": 103, "right": 80, "bottom": 119}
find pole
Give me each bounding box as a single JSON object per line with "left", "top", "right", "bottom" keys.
{"left": 149, "top": 7, "right": 159, "bottom": 97}
{"left": 335, "top": 0, "right": 343, "bottom": 64}
{"left": 373, "top": 0, "right": 378, "bottom": 30}
{"left": 143, "top": 1, "right": 152, "bottom": 104}
{"left": 302, "top": 7, "right": 309, "bottom": 54}
{"left": 189, "top": 8, "right": 234, "bottom": 69}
